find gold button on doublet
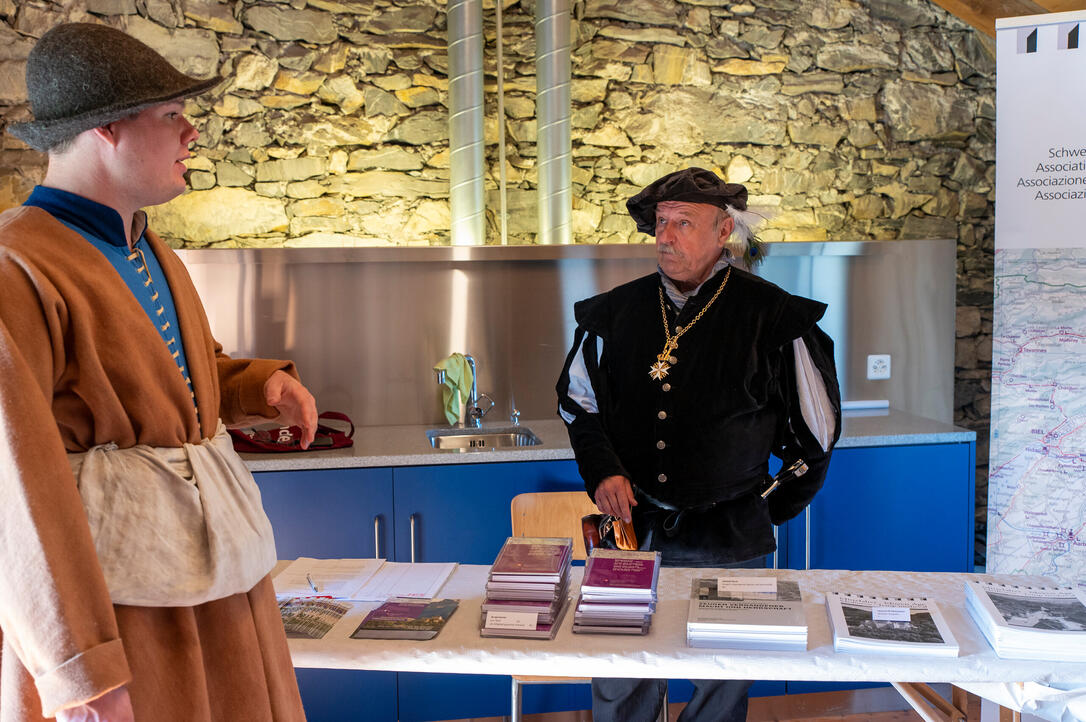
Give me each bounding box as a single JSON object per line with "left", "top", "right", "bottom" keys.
{"left": 657, "top": 410, "right": 667, "bottom": 420}
{"left": 657, "top": 473, "right": 667, "bottom": 483}
{"left": 668, "top": 356, "right": 677, "bottom": 364}
{"left": 656, "top": 440, "right": 666, "bottom": 450}
{"left": 661, "top": 383, "right": 671, "bottom": 392}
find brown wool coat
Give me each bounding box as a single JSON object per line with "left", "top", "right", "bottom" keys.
{"left": 0, "top": 206, "right": 305, "bottom": 721}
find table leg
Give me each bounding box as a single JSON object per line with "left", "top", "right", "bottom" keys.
{"left": 999, "top": 706, "right": 1021, "bottom": 722}
{"left": 951, "top": 685, "right": 977, "bottom": 721}
{"left": 893, "top": 682, "right": 968, "bottom": 722}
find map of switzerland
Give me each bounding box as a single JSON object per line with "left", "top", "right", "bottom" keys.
{"left": 989, "top": 248, "right": 1086, "bottom": 590}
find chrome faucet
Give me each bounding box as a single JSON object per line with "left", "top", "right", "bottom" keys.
{"left": 462, "top": 354, "right": 494, "bottom": 427}
{"left": 434, "top": 353, "right": 493, "bottom": 427}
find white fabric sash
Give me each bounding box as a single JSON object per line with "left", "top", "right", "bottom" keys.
{"left": 68, "top": 422, "right": 276, "bottom": 607}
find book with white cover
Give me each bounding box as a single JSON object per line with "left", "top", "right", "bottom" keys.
{"left": 826, "top": 593, "right": 959, "bottom": 657}
{"left": 577, "top": 600, "right": 656, "bottom": 615}
{"left": 964, "top": 580, "right": 1086, "bottom": 661}
{"left": 479, "top": 596, "right": 570, "bottom": 640}
{"left": 686, "top": 578, "right": 807, "bottom": 650}
{"left": 481, "top": 598, "right": 563, "bottom": 625}
{"left": 573, "top": 619, "right": 652, "bottom": 635}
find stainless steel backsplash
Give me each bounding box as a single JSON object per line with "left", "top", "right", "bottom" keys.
{"left": 178, "top": 239, "right": 956, "bottom": 427}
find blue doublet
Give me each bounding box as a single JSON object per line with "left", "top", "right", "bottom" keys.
{"left": 24, "top": 186, "right": 197, "bottom": 411}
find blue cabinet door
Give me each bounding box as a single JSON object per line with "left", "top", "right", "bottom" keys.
{"left": 393, "top": 460, "right": 590, "bottom": 721}
{"left": 254, "top": 469, "right": 397, "bottom": 720}
{"left": 255, "top": 468, "right": 395, "bottom": 559}
{"left": 293, "top": 669, "right": 396, "bottom": 722}
{"left": 784, "top": 443, "right": 975, "bottom": 573}
{"left": 392, "top": 459, "right": 585, "bottom": 565}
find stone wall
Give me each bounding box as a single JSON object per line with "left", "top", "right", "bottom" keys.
{"left": 0, "top": 0, "right": 995, "bottom": 562}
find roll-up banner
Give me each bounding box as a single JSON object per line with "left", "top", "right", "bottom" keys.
{"left": 989, "top": 10, "right": 1086, "bottom": 588}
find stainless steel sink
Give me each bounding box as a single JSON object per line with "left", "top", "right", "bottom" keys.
{"left": 426, "top": 426, "right": 541, "bottom": 451}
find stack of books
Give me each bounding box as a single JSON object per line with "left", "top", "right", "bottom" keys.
{"left": 479, "top": 537, "right": 572, "bottom": 639}
{"left": 686, "top": 577, "right": 807, "bottom": 650}
{"left": 826, "top": 592, "right": 960, "bottom": 657}
{"left": 964, "top": 579, "right": 1086, "bottom": 661}
{"left": 574, "top": 549, "right": 661, "bottom": 635}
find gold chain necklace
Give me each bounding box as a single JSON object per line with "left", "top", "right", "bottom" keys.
{"left": 649, "top": 266, "right": 732, "bottom": 381}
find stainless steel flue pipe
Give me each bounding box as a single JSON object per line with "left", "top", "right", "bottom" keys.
{"left": 535, "top": 0, "right": 572, "bottom": 245}
{"left": 448, "top": 0, "right": 485, "bottom": 246}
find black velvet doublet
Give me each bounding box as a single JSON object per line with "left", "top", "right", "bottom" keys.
{"left": 557, "top": 266, "right": 842, "bottom": 565}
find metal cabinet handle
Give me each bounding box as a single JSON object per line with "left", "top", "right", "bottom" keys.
{"left": 804, "top": 506, "right": 811, "bottom": 571}
{"left": 772, "top": 525, "right": 779, "bottom": 570}
{"left": 410, "top": 513, "right": 417, "bottom": 563}
{"left": 373, "top": 515, "right": 381, "bottom": 560}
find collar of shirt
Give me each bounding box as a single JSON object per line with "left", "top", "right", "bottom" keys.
{"left": 658, "top": 254, "right": 732, "bottom": 310}
{"left": 25, "top": 185, "right": 148, "bottom": 247}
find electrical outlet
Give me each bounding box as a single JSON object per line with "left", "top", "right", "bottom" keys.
{"left": 867, "top": 354, "right": 891, "bottom": 380}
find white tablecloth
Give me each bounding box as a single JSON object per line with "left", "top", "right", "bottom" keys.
{"left": 289, "top": 565, "right": 1086, "bottom": 689}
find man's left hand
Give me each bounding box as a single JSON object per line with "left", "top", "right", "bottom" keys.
{"left": 264, "top": 370, "right": 318, "bottom": 449}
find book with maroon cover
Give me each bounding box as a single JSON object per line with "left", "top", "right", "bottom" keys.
{"left": 580, "top": 549, "right": 661, "bottom": 601}
{"left": 489, "top": 537, "right": 573, "bottom": 583}
{"left": 349, "top": 598, "right": 459, "bottom": 640}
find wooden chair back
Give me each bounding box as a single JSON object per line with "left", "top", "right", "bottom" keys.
{"left": 509, "top": 491, "right": 598, "bottom": 561}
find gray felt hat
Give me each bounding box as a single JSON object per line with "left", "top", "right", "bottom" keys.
{"left": 8, "top": 23, "right": 222, "bottom": 152}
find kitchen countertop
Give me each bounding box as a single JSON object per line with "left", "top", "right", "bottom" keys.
{"left": 240, "top": 408, "right": 975, "bottom": 473}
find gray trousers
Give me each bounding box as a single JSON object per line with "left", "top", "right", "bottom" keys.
{"left": 591, "top": 677, "right": 752, "bottom": 722}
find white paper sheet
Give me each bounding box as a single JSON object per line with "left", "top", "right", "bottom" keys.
{"left": 274, "top": 557, "right": 385, "bottom": 600}
{"left": 351, "top": 562, "right": 458, "bottom": 601}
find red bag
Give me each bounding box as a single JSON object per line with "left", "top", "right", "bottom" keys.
{"left": 228, "top": 412, "right": 355, "bottom": 453}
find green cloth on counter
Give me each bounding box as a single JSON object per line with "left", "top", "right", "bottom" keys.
{"left": 434, "top": 353, "right": 473, "bottom": 426}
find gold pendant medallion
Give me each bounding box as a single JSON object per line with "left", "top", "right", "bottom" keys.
{"left": 650, "top": 267, "right": 731, "bottom": 383}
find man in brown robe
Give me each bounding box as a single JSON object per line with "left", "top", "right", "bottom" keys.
{"left": 1, "top": 23, "right": 315, "bottom": 721}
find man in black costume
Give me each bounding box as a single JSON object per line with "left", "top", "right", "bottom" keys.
{"left": 556, "top": 168, "right": 841, "bottom": 721}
